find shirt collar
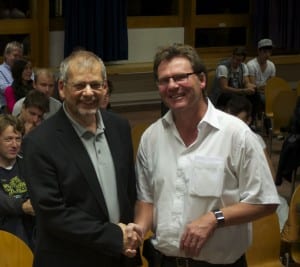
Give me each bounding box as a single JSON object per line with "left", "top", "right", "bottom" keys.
{"left": 3, "top": 62, "right": 11, "bottom": 71}
{"left": 161, "top": 98, "right": 221, "bottom": 131}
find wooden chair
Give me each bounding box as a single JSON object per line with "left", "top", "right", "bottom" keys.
{"left": 265, "top": 77, "right": 291, "bottom": 119}
{"left": 264, "top": 77, "right": 292, "bottom": 155}
{"left": 246, "top": 213, "right": 284, "bottom": 267}
{"left": 0, "top": 230, "right": 33, "bottom": 267}
{"left": 281, "top": 185, "right": 300, "bottom": 266}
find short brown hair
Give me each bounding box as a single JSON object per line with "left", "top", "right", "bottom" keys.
{"left": 23, "top": 90, "right": 50, "bottom": 114}
{"left": 153, "top": 43, "right": 207, "bottom": 82}
{"left": 0, "top": 114, "right": 24, "bottom": 136}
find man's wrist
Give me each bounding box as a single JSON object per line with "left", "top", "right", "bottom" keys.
{"left": 212, "top": 209, "right": 225, "bottom": 227}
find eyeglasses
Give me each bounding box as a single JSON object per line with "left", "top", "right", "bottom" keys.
{"left": 157, "top": 72, "right": 198, "bottom": 87}
{"left": 66, "top": 81, "right": 106, "bottom": 91}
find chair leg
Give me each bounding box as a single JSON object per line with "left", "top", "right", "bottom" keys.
{"left": 284, "top": 252, "right": 290, "bottom": 267}
{"left": 289, "top": 168, "right": 299, "bottom": 203}
{"left": 268, "top": 127, "right": 273, "bottom": 158}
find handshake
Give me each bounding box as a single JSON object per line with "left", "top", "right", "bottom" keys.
{"left": 118, "top": 222, "right": 145, "bottom": 257}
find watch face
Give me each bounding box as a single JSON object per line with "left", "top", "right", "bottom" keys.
{"left": 214, "top": 210, "right": 225, "bottom": 225}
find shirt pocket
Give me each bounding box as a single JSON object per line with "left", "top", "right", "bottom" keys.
{"left": 188, "top": 156, "right": 225, "bottom": 198}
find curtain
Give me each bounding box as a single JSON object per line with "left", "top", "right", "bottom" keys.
{"left": 63, "top": 0, "right": 128, "bottom": 61}
{"left": 252, "top": 0, "right": 300, "bottom": 51}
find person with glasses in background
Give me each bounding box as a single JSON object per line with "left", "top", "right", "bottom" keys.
{"left": 0, "top": 41, "right": 23, "bottom": 113}
{"left": 21, "top": 50, "right": 142, "bottom": 267}
{"left": 0, "top": 114, "right": 35, "bottom": 249}
{"left": 133, "top": 43, "right": 280, "bottom": 267}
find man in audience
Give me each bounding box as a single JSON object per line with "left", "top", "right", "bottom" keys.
{"left": 12, "top": 68, "right": 61, "bottom": 119}
{"left": 210, "top": 47, "right": 256, "bottom": 110}
{"left": 0, "top": 114, "right": 35, "bottom": 249}
{"left": 247, "top": 38, "right": 276, "bottom": 107}
{"left": 18, "top": 90, "right": 49, "bottom": 135}
{"left": 134, "top": 43, "right": 279, "bottom": 267}
{"left": 21, "top": 50, "right": 142, "bottom": 267}
{"left": 0, "top": 41, "right": 23, "bottom": 113}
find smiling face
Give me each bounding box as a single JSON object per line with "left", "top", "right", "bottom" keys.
{"left": 59, "top": 58, "right": 106, "bottom": 123}
{"left": 157, "top": 57, "right": 206, "bottom": 113}
{"left": 0, "top": 125, "right": 22, "bottom": 167}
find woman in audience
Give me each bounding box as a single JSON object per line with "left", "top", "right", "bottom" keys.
{"left": 4, "top": 58, "right": 33, "bottom": 113}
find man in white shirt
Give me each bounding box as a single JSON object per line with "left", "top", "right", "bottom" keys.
{"left": 12, "top": 68, "right": 61, "bottom": 119}
{"left": 0, "top": 41, "right": 23, "bottom": 112}
{"left": 247, "top": 38, "right": 276, "bottom": 105}
{"left": 134, "top": 43, "right": 280, "bottom": 267}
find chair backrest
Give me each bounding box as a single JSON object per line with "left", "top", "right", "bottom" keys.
{"left": 281, "top": 185, "right": 300, "bottom": 243}
{"left": 0, "top": 230, "right": 33, "bottom": 267}
{"left": 272, "top": 90, "right": 298, "bottom": 134}
{"left": 246, "top": 213, "right": 283, "bottom": 267}
{"left": 265, "top": 76, "right": 291, "bottom": 116}
{"left": 281, "top": 185, "right": 300, "bottom": 264}
{"left": 131, "top": 122, "right": 150, "bottom": 159}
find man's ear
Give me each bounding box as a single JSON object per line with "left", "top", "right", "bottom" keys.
{"left": 58, "top": 80, "right": 65, "bottom": 100}
{"left": 198, "top": 72, "right": 207, "bottom": 89}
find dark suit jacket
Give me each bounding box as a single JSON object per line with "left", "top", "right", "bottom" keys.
{"left": 21, "top": 108, "right": 140, "bottom": 267}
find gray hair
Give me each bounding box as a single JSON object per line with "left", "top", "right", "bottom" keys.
{"left": 59, "top": 50, "right": 107, "bottom": 82}
{"left": 3, "top": 41, "right": 23, "bottom": 56}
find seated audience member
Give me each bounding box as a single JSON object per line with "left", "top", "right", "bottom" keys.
{"left": 100, "top": 79, "right": 113, "bottom": 110}
{"left": 12, "top": 68, "right": 61, "bottom": 119}
{"left": 18, "top": 90, "right": 49, "bottom": 135}
{"left": 275, "top": 98, "right": 300, "bottom": 186}
{"left": 225, "top": 95, "right": 288, "bottom": 231}
{"left": 4, "top": 58, "right": 33, "bottom": 113}
{"left": 0, "top": 41, "right": 23, "bottom": 113}
{"left": 247, "top": 38, "right": 276, "bottom": 109}
{"left": 0, "top": 114, "right": 35, "bottom": 249}
{"left": 210, "top": 47, "right": 256, "bottom": 110}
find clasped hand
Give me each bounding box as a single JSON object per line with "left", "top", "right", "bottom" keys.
{"left": 118, "top": 223, "right": 144, "bottom": 257}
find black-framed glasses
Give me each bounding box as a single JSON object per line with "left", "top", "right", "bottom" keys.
{"left": 66, "top": 81, "right": 106, "bottom": 91}
{"left": 157, "top": 72, "right": 198, "bottom": 87}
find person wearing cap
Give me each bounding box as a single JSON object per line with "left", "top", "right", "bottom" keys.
{"left": 246, "top": 38, "right": 276, "bottom": 106}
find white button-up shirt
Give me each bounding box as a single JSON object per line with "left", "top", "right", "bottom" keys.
{"left": 136, "top": 100, "right": 280, "bottom": 264}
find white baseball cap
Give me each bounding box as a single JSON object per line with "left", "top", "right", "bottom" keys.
{"left": 258, "top": 39, "right": 273, "bottom": 49}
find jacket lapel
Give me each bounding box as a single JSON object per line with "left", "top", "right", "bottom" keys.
{"left": 55, "top": 109, "right": 109, "bottom": 218}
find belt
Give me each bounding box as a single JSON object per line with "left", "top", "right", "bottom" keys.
{"left": 162, "top": 255, "right": 247, "bottom": 267}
